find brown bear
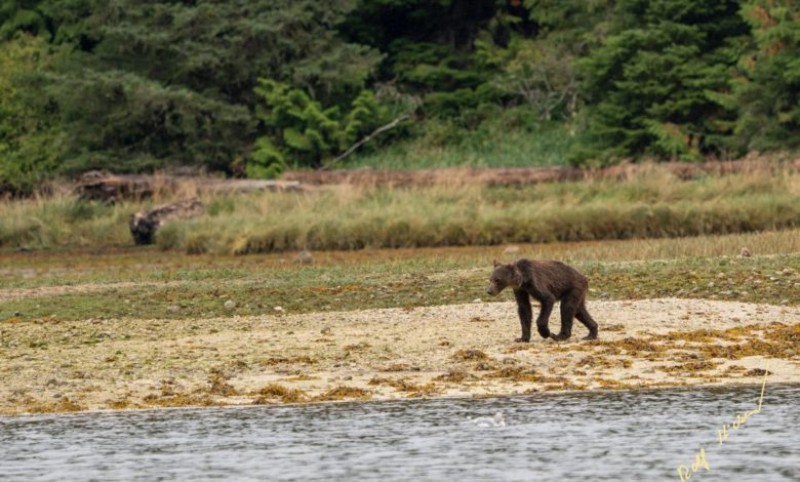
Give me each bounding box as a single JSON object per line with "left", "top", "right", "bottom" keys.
{"left": 486, "top": 259, "right": 598, "bottom": 342}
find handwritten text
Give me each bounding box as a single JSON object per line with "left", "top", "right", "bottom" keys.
{"left": 676, "top": 364, "right": 768, "bottom": 481}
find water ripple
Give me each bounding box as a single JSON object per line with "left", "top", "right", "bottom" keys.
{"left": 1, "top": 384, "right": 798, "bottom": 481}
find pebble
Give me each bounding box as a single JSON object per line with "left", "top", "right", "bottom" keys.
{"left": 224, "top": 300, "right": 236, "bottom": 311}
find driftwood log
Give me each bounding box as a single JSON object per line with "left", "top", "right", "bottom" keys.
{"left": 75, "top": 171, "right": 307, "bottom": 203}
{"left": 129, "top": 198, "right": 205, "bottom": 245}
{"left": 76, "top": 171, "right": 164, "bottom": 202}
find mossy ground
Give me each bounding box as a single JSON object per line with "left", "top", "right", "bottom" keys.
{"left": 1, "top": 230, "right": 799, "bottom": 322}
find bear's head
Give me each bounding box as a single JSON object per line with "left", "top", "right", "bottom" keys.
{"left": 486, "top": 260, "right": 523, "bottom": 295}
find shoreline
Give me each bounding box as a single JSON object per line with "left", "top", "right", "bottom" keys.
{"left": 1, "top": 298, "right": 798, "bottom": 416}
{"left": 4, "top": 380, "right": 795, "bottom": 419}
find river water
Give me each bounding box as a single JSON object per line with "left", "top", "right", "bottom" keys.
{"left": 2, "top": 384, "right": 798, "bottom": 481}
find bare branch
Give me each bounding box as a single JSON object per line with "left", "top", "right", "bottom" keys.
{"left": 321, "top": 113, "right": 411, "bottom": 170}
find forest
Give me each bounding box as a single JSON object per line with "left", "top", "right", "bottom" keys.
{"left": 1, "top": 0, "right": 799, "bottom": 194}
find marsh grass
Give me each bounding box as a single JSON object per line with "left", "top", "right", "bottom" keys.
{"left": 1, "top": 166, "right": 798, "bottom": 254}
{"left": 0, "top": 195, "right": 132, "bottom": 249}
{"left": 167, "top": 166, "right": 800, "bottom": 254}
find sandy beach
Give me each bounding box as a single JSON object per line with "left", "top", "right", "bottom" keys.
{"left": 1, "top": 297, "right": 798, "bottom": 415}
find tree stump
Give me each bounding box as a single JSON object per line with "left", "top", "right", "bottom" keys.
{"left": 129, "top": 198, "right": 205, "bottom": 245}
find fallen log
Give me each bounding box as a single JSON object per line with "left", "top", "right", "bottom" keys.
{"left": 75, "top": 171, "right": 308, "bottom": 202}
{"left": 75, "top": 171, "right": 163, "bottom": 202}
{"left": 129, "top": 198, "right": 205, "bottom": 245}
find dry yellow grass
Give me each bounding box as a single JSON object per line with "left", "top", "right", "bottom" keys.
{"left": 2, "top": 164, "right": 799, "bottom": 253}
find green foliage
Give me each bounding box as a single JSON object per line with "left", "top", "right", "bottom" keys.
{"left": 251, "top": 79, "right": 389, "bottom": 172}
{"left": 0, "top": 34, "right": 65, "bottom": 194}
{"left": 644, "top": 121, "right": 693, "bottom": 161}
{"left": 0, "top": 1, "right": 94, "bottom": 41}
{"left": 343, "top": 1, "right": 504, "bottom": 119}
{"left": 471, "top": 0, "right": 611, "bottom": 131}
{"left": 252, "top": 79, "right": 339, "bottom": 170}
{"left": 70, "top": 0, "right": 381, "bottom": 175}
{"left": 1, "top": 0, "right": 382, "bottom": 187}
{"left": 479, "top": 35, "right": 579, "bottom": 122}
{"left": 575, "top": 0, "right": 750, "bottom": 165}
{"left": 383, "top": 40, "right": 495, "bottom": 120}
{"left": 86, "top": 0, "right": 375, "bottom": 107}
{"left": 51, "top": 68, "right": 254, "bottom": 174}
{"left": 733, "top": 0, "right": 800, "bottom": 153}
{"left": 344, "top": 90, "right": 383, "bottom": 145}
{"left": 0, "top": 2, "right": 48, "bottom": 39}
{"left": 6, "top": 0, "right": 800, "bottom": 190}
{"left": 347, "top": 110, "right": 576, "bottom": 169}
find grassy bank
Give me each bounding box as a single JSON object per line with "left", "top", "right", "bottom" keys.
{"left": 1, "top": 164, "right": 798, "bottom": 254}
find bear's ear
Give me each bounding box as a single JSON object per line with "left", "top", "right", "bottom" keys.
{"left": 493, "top": 259, "right": 501, "bottom": 267}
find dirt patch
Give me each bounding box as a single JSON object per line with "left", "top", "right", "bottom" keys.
{"left": 1, "top": 298, "right": 798, "bottom": 415}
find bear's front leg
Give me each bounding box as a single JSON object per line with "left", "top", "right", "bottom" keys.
{"left": 514, "top": 290, "right": 532, "bottom": 342}
{"left": 535, "top": 297, "right": 554, "bottom": 339}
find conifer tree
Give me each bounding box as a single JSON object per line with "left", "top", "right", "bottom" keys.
{"left": 576, "top": 0, "right": 749, "bottom": 164}
{"left": 734, "top": 0, "right": 800, "bottom": 153}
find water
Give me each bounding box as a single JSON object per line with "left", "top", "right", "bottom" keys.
{"left": 2, "top": 384, "right": 798, "bottom": 481}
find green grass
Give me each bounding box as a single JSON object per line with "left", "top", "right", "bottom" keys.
{"left": 0, "top": 196, "right": 133, "bottom": 250}
{"left": 1, "top": 163, "right": 798, "bottom": 255}
{"left": 343, "top": 119, "right": 575, "bottom": 169}
{"left": 1, "top": 230, "right": 799, "bottom": 322}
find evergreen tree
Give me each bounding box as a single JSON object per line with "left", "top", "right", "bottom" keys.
{"left": 733, "top": 0, "right": 800, "bottom": 153}
{"left": 476, "top": 0, "right": 611, "bottom": 123}
{"left": 0, "top": 34, "right": 65, "bottom": 193}
{"left": 53, "top": 0, "right": 382, "bottom": 174}
{"left": 575, "top": 0, "right": 749, "bottom": 164}
{"left": 1, "top": 1, "right": 383, "bottom": 184}
{"left": 342, "top": 0, "right": 502, "bottom": 120}
{"left": 250, "top": 80, "right": 387, "bottom": 176}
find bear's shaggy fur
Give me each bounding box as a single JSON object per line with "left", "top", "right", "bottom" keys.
{"left": 487, "top": 259, "right": 599, "bottom": 342}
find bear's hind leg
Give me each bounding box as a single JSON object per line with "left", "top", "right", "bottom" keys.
{"left": 576, "top": 304, "right": 598, "bottom": 340}
{"left": 551, "top": 294, "right": 579, "bottom": 341}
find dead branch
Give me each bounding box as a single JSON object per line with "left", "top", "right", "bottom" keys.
{"left": 323, "top": 113, "right": 411, "bottom": 170}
